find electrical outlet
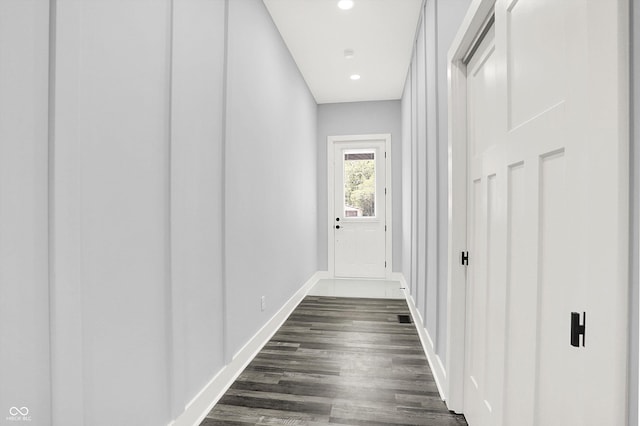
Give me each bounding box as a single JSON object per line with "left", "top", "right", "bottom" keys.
{"left": 261, "top": 296, "right": 266, "bottom": 312}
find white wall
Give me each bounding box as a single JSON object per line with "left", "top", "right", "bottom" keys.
{"left": 170, "top": 0, "right": 226, "bottom": 416}
{"left": 3, "top": 0, "right": 318, "bottom": 425}
{"left": 631, "top": 1, "right": 639, "bottom": 425}
{"left": 316, "top": 101, "right": 402, "bottom": 272}
{"left": 0, "top": 1, "right": 51, "bottom": 424}
{"left": 401, "top": 79, "right": 413, "bottom": 286}
{"left": 400, "top": 0, "right": 470, "bottom": 392}
{"left": 224, "top": 0, "right": 318, "bottom": 359}
{"left": 415, "top": 11, "right": 428, "bottom": 319}
{"left": 53, "top": 1, "right": 174, "bottom": 424}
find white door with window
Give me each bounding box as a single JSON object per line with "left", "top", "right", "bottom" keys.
{"left": 329, "top": 135, "right": 389, "bottom": 278}
{"left": 458, "top": 1, "right": 628, "bottom": 426}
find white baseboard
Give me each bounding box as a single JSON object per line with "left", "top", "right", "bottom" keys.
{"left": 396, "top": 273, "right": 449, "bottom": 402}
{"left": 390, "top": 272, "right": 407, "bottom": 287}
{"left": 168, "top": 271, "right": 323, "bottom": 426}
{"left": 315, "top": 270, "right": 330, "bottom": 280}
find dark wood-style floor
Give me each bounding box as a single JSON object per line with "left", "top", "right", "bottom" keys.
{"left": 201, "top": 296, "right": 468, "bottom": 426}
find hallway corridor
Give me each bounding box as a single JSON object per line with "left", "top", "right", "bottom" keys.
{"left": 1, "top": 0, "right": 635, "bottom": 424}
{"left": 200, "top": 296, "right": 467, "bottom": 425}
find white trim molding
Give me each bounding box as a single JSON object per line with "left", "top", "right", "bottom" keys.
{"left": 327, "top": 133, "right": 393, "bottom": 280}
{"left": 168, "top": 271, "right": 323, "bottom": 426}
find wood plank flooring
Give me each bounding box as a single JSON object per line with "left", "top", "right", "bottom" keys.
{"left": 201, "top": 296, "right": 468, "bottom": 426}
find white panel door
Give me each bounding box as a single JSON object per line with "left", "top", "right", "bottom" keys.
{"left": 333, "top": 140, "right": 387, "bottom": 278}
{"left": 464, "top": 24, "right": 503, "bottom": 426}
{"left": 504, "top": 1, "right": 627, "bottom": 424}
{"left": 463, "top": 1, "right": 628, "bottom": 425}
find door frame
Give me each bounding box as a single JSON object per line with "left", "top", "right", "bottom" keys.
{"left": 445, "top": 0, "right": 498, "bottom": 413}
{"left": 327, "top": 133, "right": 392, "bottom": 279}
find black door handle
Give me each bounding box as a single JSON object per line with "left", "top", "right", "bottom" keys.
{"left": 335, "top": 225, "right": 340, "bottom": 229}
{"left": 570, "top": 312, "right": 586, "bottom": 347}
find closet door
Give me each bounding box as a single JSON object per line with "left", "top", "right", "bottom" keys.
{"left": 462, "top": 1, "right": 629, "bottom": 425}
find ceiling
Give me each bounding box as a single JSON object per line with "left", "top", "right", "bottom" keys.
{"left": 263, "top": 0, "right": 423, "bottom": 104}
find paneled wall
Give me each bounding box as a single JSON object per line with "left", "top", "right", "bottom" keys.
{"left": 1, "top": 1, "right": 318, "bottom": 425}
{"left": 400, "top": 0, "right": 471, "bottom": 395}
{"left": 0, "top": 1, "right": 51, "bottom": 423}
{"left": 631, "top": 1, "right": 640, "bottom": 424}
{"left": 401, "top": 79, "right": 413, "bottom": 284}
{"left": 54, "top": 3, "right": 173, "bottom": 425}
{"left": 169, "top": 0, "right": 226, "bottom": 415}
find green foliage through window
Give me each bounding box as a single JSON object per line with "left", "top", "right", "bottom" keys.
{"left": 344, "top": 154, "right": 375, "bottom": 217}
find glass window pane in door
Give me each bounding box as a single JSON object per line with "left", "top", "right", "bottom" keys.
{"left": 343, "top": 151, "right": 375, "bottom": 217}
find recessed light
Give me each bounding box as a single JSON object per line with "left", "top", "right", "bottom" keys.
{"left": 338, "top": 0, "right": 354, "bottom": 10}
{"left": 350, "top": 74, "right": 361, "bottom": 81}
{"left": 344, "top": 49, "right": 355, "bottom": 59}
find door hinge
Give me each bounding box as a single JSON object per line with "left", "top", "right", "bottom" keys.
{"left": 384, "top": 187, "right": 387, "bottom": 195}
{"left": 384, "top": 151, "right": 387, "bottom": 158}
{"left": 385, "top": 225, "right": 387, "bottom": 231}
{"left": 461, "top": 251, "right": 469, "bottom": 266}
{"left": 385, "top": 261, "right": 387, "bottom": 268}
